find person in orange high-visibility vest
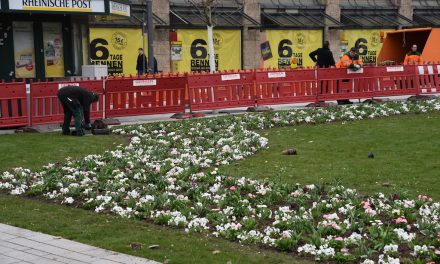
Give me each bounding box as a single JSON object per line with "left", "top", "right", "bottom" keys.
{"left": 404, "top": 44, "right": 422, "bottom": 65}
{"left": 336, "top": 47, "right": 363, "bottom": 69}
{"left": 335, "top": 47, "right": 363, "bottom": 105}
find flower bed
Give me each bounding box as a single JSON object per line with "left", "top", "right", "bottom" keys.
{"left": 2, "top": 100, "right": 440, "bottom": 263}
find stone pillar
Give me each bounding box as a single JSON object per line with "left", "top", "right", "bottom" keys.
{"left": 324, "top": 0, "right": 341, "bottom": 61}
{"left": 243, "top": 0, "right": 261, "bottom": 70}
{"left": 152, "top": 0, "right": 171, "bottom": 72}
{"left": 392, "top": 0, "right": 413, "bottom": 21}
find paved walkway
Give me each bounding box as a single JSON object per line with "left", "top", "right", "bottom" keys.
{"left": 0, "top": 224, "right": 160, "bottom": 264}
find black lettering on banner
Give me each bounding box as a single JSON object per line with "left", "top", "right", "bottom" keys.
{"left": 355, "top": 38, "right": 368, "bottom": 56}
{"left": 190, "top": 39, "right": 208, "bottom": 59}
{"left": 278, "top": 39, "right": 293, "bottom": 58}
{"left": 190, "top": 39, "right": 220, "bottom": 72}
{"left": 90, "top": 38, "right": 123, "bottom": 75}
{"left": 90, "top": 38, "right": 109, "bottom": 60}
{"left": 72, "top": 0, "right": 91, "bottom": 9}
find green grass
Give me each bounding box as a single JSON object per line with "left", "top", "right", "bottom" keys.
{"left": 221, "top": 113, "right": 440, "bottom": 200}
{"left": 0, "top": 195, "right": 308, "bottom": 264}
{"left": 0, "top": 131, "right": 309, "bottom": 264}
{"left": 0, "top": 133, "right": 127, "bottom": 171}
{"left": 1, "top": 113, "right": 439, "bottom": 263}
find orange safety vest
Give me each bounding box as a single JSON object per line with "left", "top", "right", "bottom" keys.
{"left": 336, "top": 53, "right": 363, "bottom": 68}
{"left": 404, "top": 51, "right": 422, "bottom": 65}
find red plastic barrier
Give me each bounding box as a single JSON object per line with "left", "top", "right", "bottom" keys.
{"left": 30, "top": 79, "right": 104, "bottom": 126}
{"left": 317, "top": 67, "right": 379, "bottom": 101}
{"left": 188, "top": 71, "right": 256, "bottom": 111}
{"left": 374, "top": 65, "right": 419, "bottom": 97}
{"left": 255, "top": 68, "right": 318, "bottom": 105}
{"left": 0, "top": 82, "right": 28, "bottom": 128}
{"left": 105, "top": 74, "right": 186, "bottom": 118}
{"left": 416, "top": 64, "right": 439, "bottom": 94}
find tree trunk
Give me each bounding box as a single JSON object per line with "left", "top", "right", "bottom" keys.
{"left": 207, "top": 25, "right": 216, "bottom": 73}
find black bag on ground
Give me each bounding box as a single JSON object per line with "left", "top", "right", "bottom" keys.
{"left": 91, "top": 119, "right": 110, "bottom": 135}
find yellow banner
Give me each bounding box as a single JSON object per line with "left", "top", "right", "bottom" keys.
{"left": 261, "top": 30, "right": 323, "bottom": 68}
{"left": 43, "top": 22, "right": 64, "bottom": 78}
{"left": 13, "top": 22, "right": 36, "bottom": 79}
{"left": 340, "top": 29, "right": 392, "bottom": 65}
{"left": 89, "top": 28, "right": 143, "bottom": 76}
{"left": 174, "top": 29, "right": 241, "bottom": 73}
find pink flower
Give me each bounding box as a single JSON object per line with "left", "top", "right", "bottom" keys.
{"left": 323, "top": 213, "right": 339, "bottom": 220}
{"left": 435, "top": 250, "right": 440, "bottom": 255}
{"left": 335, "top": 237, "right": 344, "bottom": 241}
{"left": 362, "top": 201, "right": 371, "bottom": 209}
{"left": 282, "top": 232, "right": 290, "bottom": 238}
{"left": 229, "top": 186, "right": 236, "bottom": 191}
{"left": 395, "top": 217, "right": 408, "bottom": 224}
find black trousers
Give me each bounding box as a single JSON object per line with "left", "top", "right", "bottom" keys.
{"left": 57, "top": 94, "right": 84, "bottom": 136}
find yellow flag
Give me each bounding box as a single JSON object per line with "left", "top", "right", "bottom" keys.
{"left": 261, "top": 30, "right": 323, "bottom": 68}
{"left": 89, "top": 28, "right": 143, "bottom": 76}
{"left": 174, "top": 29, "right": 241, "bottom": 73}
{"left": 341, "top": 29, "right": 392, "bottom": 65}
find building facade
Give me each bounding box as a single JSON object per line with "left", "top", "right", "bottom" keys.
{"left": 0, "top": 0, "right": 130, "bottom": 81}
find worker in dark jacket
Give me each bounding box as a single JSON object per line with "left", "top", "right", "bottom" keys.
{"left": 309, "top": 41, "right": 336, "bottom": 68}
{"left": 57, "top": 86, "right": 99, "bottom": 136}
{"left": 136, "top": 48, "right": 147, "bottom": 75}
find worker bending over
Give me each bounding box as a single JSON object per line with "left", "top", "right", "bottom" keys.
{"left": 57, "top": 86, "right": 99, "bottom": 136}
{"left": 404, "top": 44, "right": 422, "bottom": 65}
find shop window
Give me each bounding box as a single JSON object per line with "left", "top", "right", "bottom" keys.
{"left": 13, "top": 21, "right": 36, "bottom": 79}
{"left": 42, "top": 22, "right": 65, "bottom": 78}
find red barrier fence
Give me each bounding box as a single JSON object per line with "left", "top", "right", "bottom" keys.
{"left": 105, "top": 74, "right": 186, "bottom": 118}
{"left": 0, "top": 82, "right": 27, "bottom": 128}
{"left": 416, "top": 65, "right": 439, "bottom": 94}
{"left": 1, "top": 65, "right": 439, "bottom": 129}
{"left": 255, "top": 68, "right": 318, "bottom": 105}
{"left": 188, "top": 71, "right": 256, "bottom": 111}
{"left": 29, "top": 79, "right": 104, "bottom": 126}
{"left": 317, "top": 67, "right": 379, "bottom": 101}
{"left": 375, "top": 65, "right": 419, "bottom": 97}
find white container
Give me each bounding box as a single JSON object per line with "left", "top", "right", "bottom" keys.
{"left": 82, "top": 65, "right": 108, "bottom": 79}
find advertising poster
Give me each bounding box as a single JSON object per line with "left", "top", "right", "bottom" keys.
{"left": 174, "top": 29, "right": 241, "bottom": 72}
{"left": 89, "top": 28, "right": 143, "bottom": 76}
{"left": 341, "top": 29, "right": 392, "bottom": 65}
{"left": 13, "top": 22, "right": 36, "bottom": 78}
{"left": 261, "top": 30, "right": 323, "bottom": 68}
{"left": 171, "top": 41, "right": 182, "bottom": 61}
{"left": 43, "top": 22, "right": 65, "bottom": 78}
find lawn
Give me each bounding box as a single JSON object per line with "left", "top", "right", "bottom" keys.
{"left": 221, "top": 113, "right": 440, "bottom": 200}
{"left": 0, "top": 195, "right": 305, "bottom": 264}
{"left": 0, "top": 102, "right": 439, "bottom": 263}
{"left": 0, "top": 133, "right": 128, "bottom": 171}
{"left": 0, "top": 131, "right": 309, "bottom": 264}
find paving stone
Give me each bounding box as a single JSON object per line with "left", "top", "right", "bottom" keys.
{"left": 0, "top": 233, "right": 18, "bottom": 241}
{"left": 0, "top": 240, "right": 31, "bottom": 251}
{"left": 0, "top": 224, "right": 159, "bottom": 264}
{"left": 0, "top": 255, "right": 21, "bottom": 264}
{"left": 25, "top": 248, "right": 51, "bottom": 257}
{"left": 8, "top": 237, "right": 45, "bottom": 248}
{"left": 3, "top": 250, "right": 42, "bottom": 262}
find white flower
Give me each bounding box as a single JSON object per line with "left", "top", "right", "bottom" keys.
{"left": 64, "top": 197, "right": 74, "bottom": 204}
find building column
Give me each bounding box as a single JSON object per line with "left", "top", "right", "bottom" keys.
{"left": 243, "top": 0, "right": 261, "bottom": 70}
{"left": 392, "top": 0, "right": 413, "bottom": 22}
{"left": 152, "top": 0, "right": 170, "bottom": 73}
{"left": 324, "top": 0, "right": 341, "bottom": 60}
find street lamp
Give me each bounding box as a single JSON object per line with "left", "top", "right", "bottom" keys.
{"left": 146, "top": 0, "right": 154, "bottom": 74}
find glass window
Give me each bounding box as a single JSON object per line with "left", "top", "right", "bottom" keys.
{"left": 13, "top": 21, "right": 36, "bottom": 78}
{"left": 42, "top": 22, "right": 64, "bottom": 77}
